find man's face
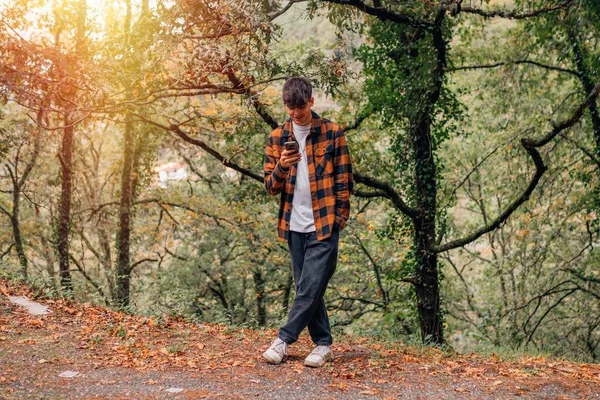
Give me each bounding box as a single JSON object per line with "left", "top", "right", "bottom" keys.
{"left": 285, "top": 97, "right": 314, "bottom": 126}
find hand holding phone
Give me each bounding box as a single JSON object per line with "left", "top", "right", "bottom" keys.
{"left": 281, "top": 140, "right": 301, "bottom": 168}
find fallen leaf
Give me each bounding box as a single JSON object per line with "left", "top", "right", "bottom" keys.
{"left": 64, "top": 307, "right": 77, "bottom": 315}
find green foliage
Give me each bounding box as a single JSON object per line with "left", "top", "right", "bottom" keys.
{"left": 2, "top": 0, "right": 600, "bottom": 361}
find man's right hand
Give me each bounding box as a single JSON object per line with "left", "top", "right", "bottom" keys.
{"left": 280, "top": 148, "right": 301, "bottom": 169}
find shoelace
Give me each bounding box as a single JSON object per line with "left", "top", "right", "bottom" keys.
{"left": 273, "top": 339, "right": 287, "bottom": 352}
{"left": 311, "top": 345, "right": 330, "bottom": 356}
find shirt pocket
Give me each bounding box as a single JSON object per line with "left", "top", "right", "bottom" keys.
{"left": 314, "top": 143, "right": 334, "bottom": 176}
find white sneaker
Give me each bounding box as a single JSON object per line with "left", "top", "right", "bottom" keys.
{"left": 262, "top": 337, "right": 288, "bottom": 365}
{"left": 304, "top": 345, "right": 333, "bottom": 367}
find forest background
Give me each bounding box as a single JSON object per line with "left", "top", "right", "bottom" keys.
{"left": 1, "top": 0, "right": 599, "bottom": 362}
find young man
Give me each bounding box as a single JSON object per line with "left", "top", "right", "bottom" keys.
{"left": 262, "top": 77, "right": 353, "bottom": 368}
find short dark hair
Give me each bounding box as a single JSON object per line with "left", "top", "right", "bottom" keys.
{"left": 282, "top": 77, "right": 312, "bottom": 108}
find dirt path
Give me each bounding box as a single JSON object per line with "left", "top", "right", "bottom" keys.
{"left": 1, "top": 278, "right": 599, "bottom": 399}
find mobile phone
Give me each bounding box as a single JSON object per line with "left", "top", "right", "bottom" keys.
{"left": 284, "top": 141, "right": 299, "bottom": 152}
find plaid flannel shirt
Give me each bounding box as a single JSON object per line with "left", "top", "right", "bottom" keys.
{"left": 264, "top": 111, "right": 353, "bottom": 242}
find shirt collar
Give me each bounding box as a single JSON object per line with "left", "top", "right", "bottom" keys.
{"left": 284, "top": 111, "right": 322, "bottom": 139}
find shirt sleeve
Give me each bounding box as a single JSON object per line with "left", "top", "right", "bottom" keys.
{"left": 333, "top": 127, "right": 353, "bottom": 229}
{"left": 264, "top": 132, "right": 290, "bottom": 195}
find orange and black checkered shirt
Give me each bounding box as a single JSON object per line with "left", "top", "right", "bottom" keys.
{"left": 264, "top": 111, "right": 353, "bottom": 242}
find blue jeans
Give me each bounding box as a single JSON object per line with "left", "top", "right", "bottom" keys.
{"left": 278, "top": 228, "right": 339, "bottom": 346}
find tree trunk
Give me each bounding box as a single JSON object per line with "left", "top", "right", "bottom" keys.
{"left": 39, "top": 228, "right": 57, "bottom": 287}
{"left": 5, "top": 114, "right": 42, "bottom": 280}
{"left": 114, "top": 0, "right": 136, "bottom": 309}
{"left": 11, "top": 199, "right": 27, "bottom": 279}
{"left": 56, "top": 0, "right": 86, "bottom": 293}
{"left": 57, "top": 124, "right": 74, "bottom": 292}
{"left": 98, "top": 225, "right": 116, "bottom": 303}
{"left": 566, "top": 19, "right": 600, "bottom": 160}
{"left": 253, "top": 268, "right": 267, "bottom": 326}
{"left": 115, "top": 116, "right": 135, "bottom": 308}
{"left": 412, "top": 116, "right": 443, "bottom": 344}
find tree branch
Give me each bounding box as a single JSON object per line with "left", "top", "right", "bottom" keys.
{"left": 459, "top": 0, "right": 574, "bottom": 20}
{"left": 432, "top": 81, "right": 600, "bottom": 253}
{"left": 351, "top": 229, "right": 390, "bottom": 307}
{"left": 0, "top": 243, "right": 14, "bottom": 260}
{"left": 321, "top": 0, "right": 435, "bottom": 29}
{"left": 354, "top": 173, "right": 418, "bottom": 220}
{"left": 353, "top": 189, "right": 387, "bottom": 198}
{"left": 133, "top": 113, "right": 264, "bottom": 182}
{"left": 268, "top": 0, "right": 305, "bottom": 21}
{"left": 525, "top": 288, "right": 578, "bottom": 347}
{"left": 559, "top": 132, "right": 600, "bottom": 168}
{"left": 68, "top": 253, "right": 110, "bottom": 305}
{"left": 224, "top": 69, "right": 280, "bottom": 129}
{"left": 0, "top": 204, "right": 11, "bottom": 218}
{"left": 342, "top": 111, "right": 371, "bottom": 132}
{"left": 17, "top": 114, "right": 42, "bottom": 189}
{"left": 78, "top": 198, "right": 235, "bottom": 226}
{"left": 129, "top": 257, "right": 158, "bottom": 272}
{"left": 449, "top": 60, "right": 580, "bottom": 78}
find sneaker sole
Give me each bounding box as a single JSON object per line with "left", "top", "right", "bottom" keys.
{"left": 263, "top": 352, "right": 288, "bottom": 365}
{"left": 304, "top": 353, "right": 333, "bottom": 368}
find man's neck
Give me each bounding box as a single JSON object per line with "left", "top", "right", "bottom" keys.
{"left": 293, "top": 121, "right": 312, "bottom": 128}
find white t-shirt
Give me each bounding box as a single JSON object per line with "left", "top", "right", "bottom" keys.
{"left": 290, "top": 122, "right": 315, "bottom": 233}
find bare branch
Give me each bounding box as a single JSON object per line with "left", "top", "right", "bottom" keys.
{"left": 164, "top": 247, "right": 189, "bottom": 261}
{"left": 17, "top": 114, "right": 42, "bottom": 189}
{"left": 0, "top": 243, "right": 14, "bottom": 259}
{"left": 77, "top": 197, "right": 235, "bottom": 227}
{"left": 0, "top": 204, "right": 11, "bottom": 218}
{"left": 525, "top": 288, "right": 578, "bottom": 347}
{"left": 133, "top": 113, "right": 264, "bottom": 182}
{"left": 268, "top": 0, "right": 306, "bottom": 21}
{"left": 68, "top": 253, "right": 110, "bottom": 305}
{"left": 129, "top": 257, "right": 158, "bottom": 272}
{"left": 329, "top": 295, "right": 385, "bottom": 309}
{"left": 566, "top": 268, "right": 600, "bottom": 285}
{"left": 432, "top": 81, "right": 600, "bottom": 253}
{"left": 351, "top": 229, "right": 390, "bottom": 308}
{"left": 224, "top": 69, "right": 280, "bottom": 129}
{"left": 559, "top": 132, "right": 600, "bottom": 168}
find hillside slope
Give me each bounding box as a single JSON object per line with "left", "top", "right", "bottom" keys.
{"left": 1, "top": 277, "right": 599, "bottom": 399}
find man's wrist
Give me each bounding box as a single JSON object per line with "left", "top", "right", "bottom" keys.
{"left": 277, "top": 162, "right": 290, "bottom": 173}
